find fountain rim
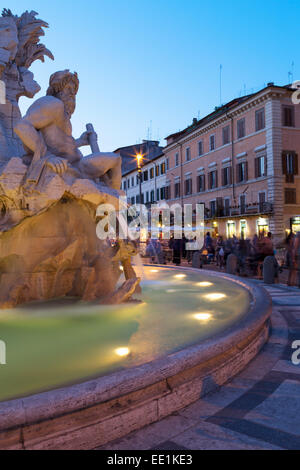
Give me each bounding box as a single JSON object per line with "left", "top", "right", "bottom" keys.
{"left": 0, "top": 266, "right": 271, "bottom": 435}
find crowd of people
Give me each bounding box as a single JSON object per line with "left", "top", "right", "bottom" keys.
{"left": 145, "top": 230, "right": 300, "bottom": 287}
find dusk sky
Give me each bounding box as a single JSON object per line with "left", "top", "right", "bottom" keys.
{"left": 7, "top": 0, "right": 300, "bottom": 151}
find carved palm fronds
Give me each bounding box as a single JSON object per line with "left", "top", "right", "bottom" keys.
{"left": 14, "top": 10, "right": 54, "bottom": 68}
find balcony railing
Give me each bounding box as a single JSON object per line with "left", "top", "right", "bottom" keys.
{"left": 204, "top": 202, "right": 273, "bottom": 219}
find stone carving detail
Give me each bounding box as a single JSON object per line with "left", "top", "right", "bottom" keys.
{"left": 0, "top": 9, "right": 138, "bottom": 308}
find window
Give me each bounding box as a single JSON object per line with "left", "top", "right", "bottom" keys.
{"left": 209, "top": 135, "right": 215, "bottom": 151}
{"left": 156, "top": 188, "right": 160, "bottom": 201}
{"left": 150, "top": 190, "right": 155, "bottom": 203}
{"left": 131, "top": 177, "right": 134, "bottom": 186}
{"left": 156, "top": 165, "right": 160, "bottom": 177}
{"left": 185, "top": 178, "right": 193, "bottom": 195}
{"left": 127, "top": 179, "right": 130, "bottom": 189}
{"left": 198, "top": 141, "right": 203, "bottom": 156}
{"left": 165, "top": 186, "right": 171, "bottom": 200}
{"left": 236, "top": 161, "right": 248, "bottom": 183}
{"left": 224, "top": 198, "right": 230, "bottom": 216}
{"left": 150, "top": 167, "right": 154, "bottom": 179}
{"left": 143, "top": 170, "right": 148, "bottom": 181}
{"left": 285, "top": 188, "right": 296, "bottom": 204}
{"left": 175, "top": 181, "right": 181, "bottom": 198}
{"left": 197, "top": 174, "right": 205, "bottom": 192}
{"left": 210, "top": 200, "right": 216, "bottom": 217}
{"left": 282, "top": 106, "right": 295, "bottom": 127}
{"left": 255, "top": 155, "right": 267, "bottom": 178}
{"left": 185, "top": 147, "right": 191, "bottom": 161}
{"left": 282, "top": 152, "right": 298, "bottom": 183}
{"left": 175, "top": 152, "right": 179, "bottom": 167}
{"left": 255, "top": 108, "right": 265, "bottom": 131}
{"left": 258, "top": 192, "right": 266, "bottom": 212}
{"left": 240, "top": 195, "right": 246, "bottom": 214}
{"left": 136, "top": 175, "right": 139, "bottom": 185}
{"left": 160, "top": 187, "right": 165, "bottom": 200}
{"left": 131, "top": 196, "right": 135, "bottom": 205}
{"left": 222, "top": 166, "right": 232, "bottom": 186}
{"left": 237, "top": 118, "right": 245, "bottom": 139}
{"left": 166, "top": 158, "right": 169, "bottom": 171}
{"left": 222, "top": 126, "right": 230, "bottom": 145}
{"left": 208, "top": 170, "right": 218, "bottom": 189}
{"left": 160, "top": 162, "right": 166, "bottom": 175}
{"left": 123, "top": 180, "right": 127, "bottom": 190}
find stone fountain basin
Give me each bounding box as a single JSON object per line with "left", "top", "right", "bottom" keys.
{"left": 0, "top": 268, "right": 271, "bottom": 450}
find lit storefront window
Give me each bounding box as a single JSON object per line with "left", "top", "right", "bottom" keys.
{"left": 291, "top": 216, "right": 300, "bottom": 234}
{"left": 256, "top": 217, "right": 269, "bottom": 236}
{"left": 227, "top": 221, "right": 236, "bottom": 238}
{"left": 240, "top": 219, "right": 247, "bottom": 238}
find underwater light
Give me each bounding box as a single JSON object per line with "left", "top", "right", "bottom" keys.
{"left": 115, "top": 347, "right": 130, "bottom": 357}
{"left": 197, "top": 282, "right": 213, "bottom": 287}
{"left": 204, "top": 293, "right": 226, "bottom": 301}
{"left": 194, "top": 313, "right": 212, "bottom": 321}
{"left": 174, "top": 274, "right": 186, "bottom": 279}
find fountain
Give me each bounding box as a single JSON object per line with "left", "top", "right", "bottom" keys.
{"left": 0, "top": 9, "right": 272, "bottom": 450}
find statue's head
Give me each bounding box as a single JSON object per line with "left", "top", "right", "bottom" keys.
{"left": 47, "top": 70, "right": 79, "bottom": 117}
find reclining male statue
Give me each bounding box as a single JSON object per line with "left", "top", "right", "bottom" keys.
{"left": 14, "top": 69, "right": 122, "bottom": 190}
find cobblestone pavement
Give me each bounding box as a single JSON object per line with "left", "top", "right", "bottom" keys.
{"left": 98, "top": 281, "right": 300, "bottom": 450}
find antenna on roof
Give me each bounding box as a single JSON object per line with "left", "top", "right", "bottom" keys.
{"left": 288, "top": 61, "right": 295, "bottom": 84}
{"left": 219, "top": 64, "right": 223, "bottom": 105}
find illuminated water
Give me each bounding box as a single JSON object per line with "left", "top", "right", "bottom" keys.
{"left": 0, "top": 267, "right": 250, "bottom": 402}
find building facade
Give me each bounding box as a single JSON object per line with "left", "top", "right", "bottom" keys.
{"left": 119, "top": 140, "right": 168, "bottom": 208}
{"left": 163, "top": 83, "right": 300, "bottom": 244}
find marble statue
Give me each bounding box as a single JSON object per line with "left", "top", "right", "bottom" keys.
{"left": 0, "top": 9, "right": 140, "bottom": 308}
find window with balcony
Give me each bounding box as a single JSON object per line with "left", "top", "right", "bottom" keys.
{"left": 282, "top": 105, "right": 295, "bottom": 127}
{"left": 222, "top": 166, "right": 232, "bottom": 186}
{"left": 236, "top": 161, "right": 248, "bottom": 183}
{"left": 209, "top": 135, "right": 215, "bottom": 151}
{"left": 237, "top": 118, "right": 246, "bottom": 139}
{"left": 285, "top": 188, "right": 296, "bottom": 204}
{"left": 185, "top": 178, "right": 193, "bottom": 195}
{"left": 197, "top": 174, "right": 205, "bottom": 192}
{"left": 222, "top": 125, "right": 230, "bottom": 145}
{"left": 208, "top": 170, "right": 218, "bottom": 189}
{"left": 255, "top": 108, "right": 265, "bottom": 131}
{"left": 255, "top": 155, "right": 267, "bottom": 178}
{"left": 210, "top": 200, "right": 216, "bottom": 217}
{"left": 224, "top": 198, "right": 230, "bottom": 216}
{"left": 259, "top": 192, "right": 266, "bottom": 212}
{"left": 240, "top": 195, "right": 246, "bottom": 214}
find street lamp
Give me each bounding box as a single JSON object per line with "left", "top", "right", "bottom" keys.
{"left": 136, "top": 153, "right": 143, "bottom": 206}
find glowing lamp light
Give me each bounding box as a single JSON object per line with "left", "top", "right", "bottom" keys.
{"left": 194, "top": 313, "right": 212, "bottom": 321}
{"left": 136, "top": 153, "right": 143, "bottom": 166}
{"left": 115, "top": 347, "right": 130, "bottom": 357}
{"left": 204, "top": 293, "right": 226, "bottom": 301}
{"left": 197, "top": 281, "right": 213, "bottom": 287}
{"left": 174, "top": 274, "right": 186, "bottom": 279}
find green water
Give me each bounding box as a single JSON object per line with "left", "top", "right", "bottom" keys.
{"left": 0, "top": 267, "right": 250, "bottom": 402}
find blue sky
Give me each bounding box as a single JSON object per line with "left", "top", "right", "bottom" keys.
{"left": 7, "top": 0, "right": 300, "bottom": 151}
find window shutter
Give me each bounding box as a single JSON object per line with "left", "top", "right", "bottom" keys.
{"left": 255, "top": 158, "right": 259, "bottom": 178}
{"left": 264, "top": 156, "right": 268, "bottom": 176}
{"left": 294, "top": 153, "right": 298, "bottom": 175}
{"left": 236, "top": 164, "right": 240, "bottom": 183}
{"left": 228, "top": 166, "right": 232, "bottom": 185}
{"left": 282, "top": 153, "right": 287, "bottom": 175}
{"left": 222, "top": 168, "right": 225, "bottom": 186}
{"left": 245, "top": 162, "right": 248, "bottom": 181}
{"left": 215, "top": 171, "right": 218, "bottom": 188}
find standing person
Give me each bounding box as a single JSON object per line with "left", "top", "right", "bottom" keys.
{"left": 182, "top": 235, "right": 187, "bottom": 259}
{"left": 172, "top": 238, "right": 182, "bottom": 266}
{"left": 286, "top": 232, "right": 296, "bottom": 286}
{"left": 293, "top": 232, "right": 300, "bottom": 288}
{"left": 216, "top": 235, "right": 225, "bottom": 268}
